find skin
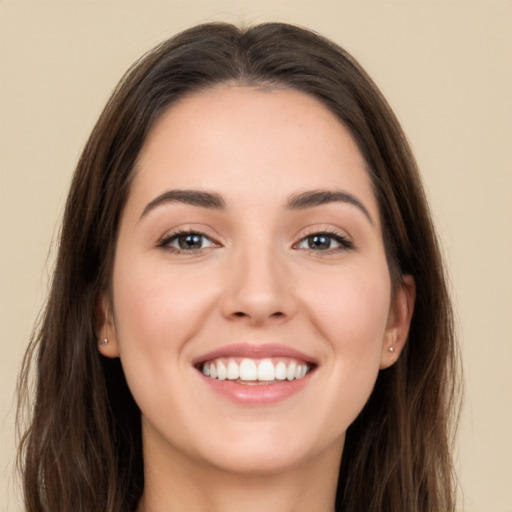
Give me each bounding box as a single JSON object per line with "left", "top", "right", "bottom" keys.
{"left": 99, "top": 86, "right": 415, "bottom": 512}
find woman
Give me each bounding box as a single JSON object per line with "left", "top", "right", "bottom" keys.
{"left": 17, "top": 22, "right": 460, "bottom": 512}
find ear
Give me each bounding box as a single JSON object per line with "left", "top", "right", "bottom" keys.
{"left": 96, "top": 292, "right": 121, "bottom": 358}
{"left": 380, "top": 274, "right": 416, "bottom": 369}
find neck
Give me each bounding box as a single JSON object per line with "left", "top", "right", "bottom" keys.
{"left": 137, "top": 433, "right": 342, "bottom": 512}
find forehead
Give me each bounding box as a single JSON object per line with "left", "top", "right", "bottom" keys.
{"left": 131, "top": 85, "right": 378, "bottom": 220}
{"left": 138, "top": 85, "right": 366, "bottom": 170}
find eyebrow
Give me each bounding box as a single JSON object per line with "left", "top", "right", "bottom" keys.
{"left": 140, "top": 188, "right": 373, "bottom": 224}
{"left": 287, "top": 189, "right": 373, "bottom": 224}
{"left": 140, "top": 189, "right": 225, "bottom": 219}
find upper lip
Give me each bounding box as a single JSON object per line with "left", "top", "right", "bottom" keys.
{"left": 192, "top": 343, "right": 318, "bottom": 366}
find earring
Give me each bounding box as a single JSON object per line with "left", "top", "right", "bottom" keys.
{"left": 99, "top": 338, "right": 108, "bottom": 346}
{"left": 388, "top": 346, "right": 395, "bottom": 353}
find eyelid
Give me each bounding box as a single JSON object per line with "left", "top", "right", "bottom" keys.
{"left": 292, "top": 228, "right": 354, "bottom": 252}
{"left": 156, "top": 225, "right": 354, "bottom": 255}
{"left": 157, "top": 227, "right": 222, "bottom": 254}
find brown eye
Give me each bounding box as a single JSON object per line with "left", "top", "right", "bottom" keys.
{"left": 160, "top": 231, "right": 216, "bottom": 252}
{"left": 306, "top": 234, "right": 332, "bottom": 250}
{"left": 296, "top": 232, "right": 353, "bottom": 252}
{"left": 176, "top": 233, "right": 204, "bottom": 250}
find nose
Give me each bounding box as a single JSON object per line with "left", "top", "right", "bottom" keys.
{"left": 220, "top": 244, "right": 297, "bottom": 326}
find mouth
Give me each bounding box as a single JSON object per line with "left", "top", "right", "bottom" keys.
{"left": 198, "top": 357, "right": 313, "bottom": 384}
{"left": 193, "top": 343, "right": 317, "bottom": 404}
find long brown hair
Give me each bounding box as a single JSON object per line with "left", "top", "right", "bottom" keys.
{"left": 17, "top": 22, "right": 461, "bottom": 512}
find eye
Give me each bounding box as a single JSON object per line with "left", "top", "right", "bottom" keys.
{"left": 158, "top": 230, "right": 217, "bottom": 253}
{"left": 295, "top": 231, "right": 353, "bottom": 252}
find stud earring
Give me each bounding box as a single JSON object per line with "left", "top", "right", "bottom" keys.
{"left": 388, "top": 346, "right": 395, "bottom": 353}
{"left": 99, "top": 338, "right": 108, "bottom": 346}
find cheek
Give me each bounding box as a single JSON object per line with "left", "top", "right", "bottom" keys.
{"left": 276, "top": 260, "right": 393, "bottom": 446}
{"left": 113, "top": 257, "right": 217, "bottom": 345}
{"left": 110, "top": 258, "right": 218, "bottom": 423}
{"left": 303, "top": 260, "right": 391, "bottom": 381}
{"left": 110, "top": 257, "right": 221, "bottom": 408}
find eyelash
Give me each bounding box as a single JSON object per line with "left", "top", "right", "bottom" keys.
{"left": 294, "top": 229, "right": 354, "bottom": 253}
{"left": 157, "top": 229, "right": 354, "bottom": 255}
{"left": 157, "top": 229, "right": 218, "bottom": 254}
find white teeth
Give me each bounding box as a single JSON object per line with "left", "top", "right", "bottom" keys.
{"left": 239, "top": 358, "right": 258, "bottom": 381}
{"left": 201, "top": 357, "right": 311, "bottom": 383}
{"left": 227, "top": 360, "right": 239, "bottom": 380}
{"left": 287, "top": 361, "right": 296, "bottom": 381}
{"left": 217, "top": 361, "right": 227, "bottom": 380}
{"left": 257, "top": 359, "right": 275, "bottom": 381}
{"left": 275, "top": 361, "right": 287, "bottom": 380}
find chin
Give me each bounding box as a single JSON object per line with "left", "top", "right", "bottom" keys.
{"left": 200, "top": 443, "right": 317, "bottom": 476}
{"left": 186, "top": 420, "right": 345, "bottom": 476}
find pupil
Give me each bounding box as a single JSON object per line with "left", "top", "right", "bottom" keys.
{"left": 179, "top": 234, "right": 202, "bottom": 249}
{"left": 309, "top": 235, "right": 330, "bottom": 250}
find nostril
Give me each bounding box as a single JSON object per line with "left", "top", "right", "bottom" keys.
{"left": 231, "top": 311, "right": 285, "bottom": 319}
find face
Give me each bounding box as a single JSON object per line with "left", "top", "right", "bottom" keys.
{"left": 100, "top": 86, "right": 414, "bottom": 476}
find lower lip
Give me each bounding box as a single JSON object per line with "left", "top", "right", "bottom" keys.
{"left": 199, "top": 372, "right": 312, "bottom": 405}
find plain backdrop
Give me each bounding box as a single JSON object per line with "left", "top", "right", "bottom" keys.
{"left": 1, "top": 1, "right": 511, "bottom": 511}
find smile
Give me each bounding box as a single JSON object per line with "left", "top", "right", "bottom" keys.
{"left": 193, "top": 343, "right": 317, "bottom": 404}
{"left": 201, "top": 357, "right": 310, "bottom": 383}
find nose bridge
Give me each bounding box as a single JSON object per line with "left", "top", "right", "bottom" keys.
{"left": 221, "top": 233, "right": 295, "bottom": 324}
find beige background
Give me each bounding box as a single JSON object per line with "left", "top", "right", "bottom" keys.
{"left": 1, "top": 1, "right": 511, "bottom": 511}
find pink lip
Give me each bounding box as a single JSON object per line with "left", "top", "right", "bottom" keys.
{"left": 192, "top": 343, "right": 317, "bottom": 366}
{"left": 193, "top": 343, "right": 317, "bottom": 406}
{"left": 200, "top": 375, "right": 312, "bottom": 405}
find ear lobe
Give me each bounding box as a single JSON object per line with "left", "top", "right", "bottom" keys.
{"left": 96, "top": 293, "right": 121, "bottom": 358}
{"left": 380, "top": 274, "right": 416, "bottom": 369}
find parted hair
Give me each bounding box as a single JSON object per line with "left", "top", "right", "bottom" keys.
{"left": 17, "top": 22, "right": 461, "bottom": 512}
